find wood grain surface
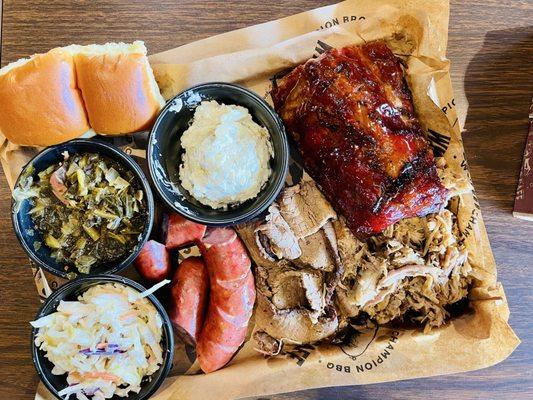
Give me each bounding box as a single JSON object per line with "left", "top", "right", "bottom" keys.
{"left": 0, "top": 1, "right": 532, "bottom": 399}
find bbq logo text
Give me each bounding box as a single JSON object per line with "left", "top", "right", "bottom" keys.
{"left": 329, "top": 330, "right": 400, "bottom": 374}
{"left": 317, "top": 15, "right": 366, "bottom": 30}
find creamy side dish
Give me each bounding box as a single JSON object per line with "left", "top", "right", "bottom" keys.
{"left": 179, "top": 100, "right": 273, "bottom": 209}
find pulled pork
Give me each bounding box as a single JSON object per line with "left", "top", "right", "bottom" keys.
{"left": 336, "top": 209, "right": 472, "bottom": 332}
{"left": 242, "top": 159, "right": 473, "bottom": 352}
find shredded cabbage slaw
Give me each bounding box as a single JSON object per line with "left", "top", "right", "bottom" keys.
{"left": 31, "top": 281, "right": 170, "bottom": 399}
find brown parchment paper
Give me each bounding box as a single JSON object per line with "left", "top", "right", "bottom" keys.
{"left": 145, "top": 1, "right": 520, "bottom": 398}
{"left": 0, "top": 0, "right": 514, "bottom": 399}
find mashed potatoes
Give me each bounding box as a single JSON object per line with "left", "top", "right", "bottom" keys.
{"left": 179, "top": 100, "right": 273, "bottom": 209}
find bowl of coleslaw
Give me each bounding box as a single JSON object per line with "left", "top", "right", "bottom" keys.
{"left": 30, "top": 275, "right": 174, "bottom": 400}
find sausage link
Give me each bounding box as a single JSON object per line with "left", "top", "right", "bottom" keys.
{"left": 134, "top": 240, "right": 170, "bottom": 283}
{"left": 164, "top": 213, "right": 207, "bottom": 250}
{"left": 196, "top": 228, "right": 255, "bottom": 373}
{"left": 168, "top": 257, "right": 209, "bottom": 343}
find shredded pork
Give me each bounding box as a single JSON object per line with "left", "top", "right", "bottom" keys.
{"left": 336, "top": 208, "right": 471, "bottom": 332}
{"left": 241, "top": 159, "right": 474, "bottom": 353}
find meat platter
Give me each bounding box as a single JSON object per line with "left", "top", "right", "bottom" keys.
{"left": 0, "top": 1, "right": 519, "bottom": 399}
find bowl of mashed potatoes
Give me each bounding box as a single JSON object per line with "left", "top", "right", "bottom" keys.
{"left": 147, "top": 82, "right": 289, "bottom": 226}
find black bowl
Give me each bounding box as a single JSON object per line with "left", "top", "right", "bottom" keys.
{"left": 31, "top": 275, "right": 174, "bottom": 400}
{"left": 147, "top": 82, "right": 289, "bottom": 226}
{"left": 11, "top": 139, "right": 154, "bottom": 279}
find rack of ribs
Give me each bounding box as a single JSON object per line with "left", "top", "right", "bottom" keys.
{"left": 271, "top": 41, "right": 448, "bottom": 237}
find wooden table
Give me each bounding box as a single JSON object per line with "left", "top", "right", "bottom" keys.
{"left": 0, "top": 1, "right": 531, "bottom": 399}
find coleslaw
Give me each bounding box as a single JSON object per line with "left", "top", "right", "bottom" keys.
{"left": 31, "top": 281, "right": 169, "bottom": 399}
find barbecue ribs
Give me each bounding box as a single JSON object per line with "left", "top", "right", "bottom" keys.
{"left": 271, "top": 42, "right": 448, "bottom": 236}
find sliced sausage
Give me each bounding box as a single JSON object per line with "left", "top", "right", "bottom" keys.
{"left": 201, "top": 227, "right": 236, "bottom": 246}
{"left": 134, "top": 240, "right": 170, "bottom": 283}
{"left": 164, "top": 213, "right": 207, "bottom": 250}
{"left": 196, "top": 228, "right": 256, "bottom": 373}
{"left": 168, "top": 257, "right": 209, "bottom": 343}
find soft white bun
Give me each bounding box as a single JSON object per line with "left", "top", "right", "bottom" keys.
{"left": 0, "top": 41, "right": 165, "bottom": 146}
{"left": 72, "top": 41, "right": 166, "bottom": 135}
{"left": 0, "top": 49, "right": 90, "bottom": 146}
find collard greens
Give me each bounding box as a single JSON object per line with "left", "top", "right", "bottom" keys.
{"left": 15, "top": 152, "right": 147, "bottom": 274}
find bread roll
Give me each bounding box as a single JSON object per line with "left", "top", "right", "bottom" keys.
{"left": 0, "top": 41, "right": 165, "bottom": 146}
{"left": 73, "top": 41, "right": 166, "bottom": 135}
{"left": 0, "top": 49, "right": 90, "bottom": 146}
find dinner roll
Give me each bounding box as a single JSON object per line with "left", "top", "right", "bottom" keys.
{"left": 0, "top": 49, "right": 90, "bottom": 146}
{"left": 74, "top": 41, "right": 166, "bottom": 135}
{"left": 0, "top": 41, "right": 165, "bottom": 146}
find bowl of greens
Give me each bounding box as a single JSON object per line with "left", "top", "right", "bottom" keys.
{"left": 12, "top": 139, "right": 154, "bottom": 279}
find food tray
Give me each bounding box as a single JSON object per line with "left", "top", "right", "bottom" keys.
{"left": 0, "top": 1, "right": 519, "bottom": 399}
